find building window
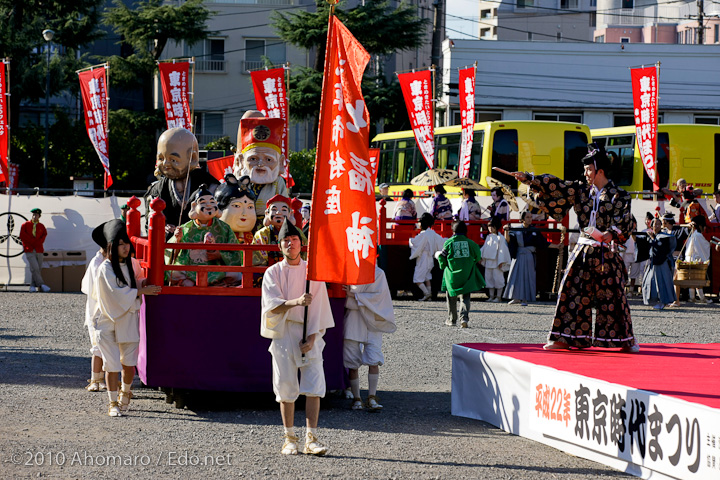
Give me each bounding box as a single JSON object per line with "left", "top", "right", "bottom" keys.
{"left": 595, "top": 34, "right": 605, "bottom": 43}
{"left": 557, "top": 32, "right": 563, "bottom": 42}
{"left": 677, "top": 31, "right": 683, "bottom": 44}
{"left": 614, "top": 113, "right": 663, "bottom": 126}
{"left": 561, "top": 0, "right": 578, "bottom": 9}
{"left": 695, "top": 116, "right": 720, "bottom": 125}
{"left": 621, "top": 0, "right": 633, "bottom": 8}
{"left": 517, "top": 0, "right": 534, "bottom": 8}
{"left": 481, "top": 28, "right": 492, "bottom": 39}
{"left": 590, "top": 0, "right": 596, "bottom": 6}
{"left": 481, "top": 9, "right": 492, "bottom": 19}
{"left": 243, "top": 39, "right": 286, "bottom": 72}
{"left": 589, "top": 12, "right": 596, "bottom": 27}
{"left": 185, "top": 38, "right": 226, "bottom": 72}
{"left": 715, "top": 24, "right": 719, "bottom": 43}
{"left": 194, "top": 112, "right": 225, "bottom": 147}
{"left": 528, "top": 31, "right": 533, "bottom": 41}
{"left": 620, "top": 37, "right": 630, "bottom": 43}
{"left": 533, "top": 113, "right": 583, "bottom": 123}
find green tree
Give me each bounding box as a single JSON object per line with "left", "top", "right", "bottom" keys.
{"left": 204, "top": 136, "right": 235, "bottom": 152}
{"left": 288, "top": 148, "right": 317, "bottom": 195}
{"left": 274, "top": 0, "right": 428, "bottom": 132}
{"left": 0, "top": 0, "right": 105, "bottom": 187}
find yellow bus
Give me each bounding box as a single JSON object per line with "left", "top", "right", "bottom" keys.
{"left": 371, "top": 120, "right": 591, "bottom": 195}
{"left": 591, "top": 124, "right": 720, "bottom": 193}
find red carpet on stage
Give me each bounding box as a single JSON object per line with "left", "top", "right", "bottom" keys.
{"left": 459, "top": 343, "right": 720, "bottom": 409}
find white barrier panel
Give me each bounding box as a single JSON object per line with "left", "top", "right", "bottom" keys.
{"left": 451, "top": 344, "right": 720, "bottom": 480}
{"left": 0, "top": 194, "right": 139, "bottom": 286}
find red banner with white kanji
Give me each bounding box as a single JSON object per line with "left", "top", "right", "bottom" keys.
{"left": 206, "top": 154, "right": 235, "bottom": 182}
{"left": 307, "top": 15, "right": 375, "bottom": 285}
{"left": 158, "top": 61, "right": 192, "bottom": 130}
{"left": 398, "top": 70, "right": 434, "bottom": 169}
{"left": 250, "top": 67, "right": 294, "bottom": 187}
{"left": 0, "top": 60, "right": 9, "bottom": 184}
{"left": 78, "top": 66, "right": 112, "bottom": 189}
{"left": 631, "top": 66, "right": 659, "bottom": 191}
{"left": 458, "top": 66, "right": 476, "bottom": 178}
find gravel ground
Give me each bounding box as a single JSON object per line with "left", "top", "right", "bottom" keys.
{"left": 1, "top": 289, "right": 719, "bottom": 479}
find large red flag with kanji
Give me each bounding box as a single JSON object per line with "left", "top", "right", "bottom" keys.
{"left": 307, "top": 15, "right": 375, "bottom": 285}
{"left": 78, "top": 66, "right": 112, "bottom": 189}
{"left": 398, "top": 70, "right": 434, "bottom": 169}
{"left": 458, "top": 66, "right": 476, "bottom": 178}
{"left": 158, "top": 61, "right": 192, "bottom": 130}
{"left": 250, "top": 67, "right": 294, "bottom": 187}
{"left": 631, "top": 66, "right": 659, "bottom": 191}
{"left": 206, "top": 154, "right": 235, "bottom": 182}
{"left": 0, "top": 60, "right": 9, "bottom": 184}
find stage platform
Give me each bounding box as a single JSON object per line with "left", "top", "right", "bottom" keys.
{"left": 451, "top": 343, "right": 720, "bottom": 479}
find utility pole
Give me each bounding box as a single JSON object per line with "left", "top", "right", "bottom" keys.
{"left": 697, "top": 0, "right": 704, "bottom": 44}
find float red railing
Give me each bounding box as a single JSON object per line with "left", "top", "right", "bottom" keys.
{"left": 125, "top": 196, "right": 344, "bottom": 297}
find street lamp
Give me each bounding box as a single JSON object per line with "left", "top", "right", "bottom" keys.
{"left": 42, "top": 28, "right": 54, "bottom": 188}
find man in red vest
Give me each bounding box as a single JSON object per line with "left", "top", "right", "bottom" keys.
{"left": 19, "top": 208, "right": 50, "bottom": 292}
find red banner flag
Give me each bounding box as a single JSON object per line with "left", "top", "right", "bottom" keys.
{"left": 0, "top": 60, "right": 8, "bottom": 184}
{"left": 158, "top": 61, "right": 192, "bottom": 130}
{"left": 78, "top": 67, "right": 112, "bottom": 189}
{"left": 398, "top": 70, "right": 434, "bottom": 169}
{"left": 250, "top": 67, "right": 294, "bottom": 187}
{"left": 206, "top": 154, "right": 235, "bottom": 182}
{"left": 631, "top": 66, "right": 659, "bottom": 191}
{"left": 307, "top": 15, "right": 375, "bottom": 285}
{"left": 458, "top": 67, "right": 476, "bottom": 178}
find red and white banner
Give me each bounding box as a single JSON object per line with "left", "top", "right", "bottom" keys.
{"left": 78, "top": 66, "right": 112, "bottom": 189}
{"left": 158, "top": 61, "right": 192, "bottom": 130}
{"left": 398, "top": 70, "right": 434, "bottom": 169}
{"left": 0, "top": 60, "right": 9, "bottom": 184}
{"left": 631, "top": 66, "right": 659, "bottom": 191}
{"left": 307, "top": 15, "right": 376, "bottom": 285}
{"left": 458, "top": 66, "right": 476, "bottom": 178}
{"left": 250, "top": 67, "right": 294, "bottom": 187}
{"left": 206, "top": 154, "right": 235, "bottom": 182}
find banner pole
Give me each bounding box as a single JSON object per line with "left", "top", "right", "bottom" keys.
{"left": 105, "top": 63, "right": 110, "bottom": 193}
{"left": 190, "top": 56, "right": 196, "bottom": 134}
{"left": 4, "top": 58, "right": 12, "bottom": 288}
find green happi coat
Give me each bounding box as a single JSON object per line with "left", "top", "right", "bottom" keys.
{"left": 166, "top": 218, "right": 240, "bottom": 284}
{"left": 438, "top": 234, "right": 485, "bottom": 296}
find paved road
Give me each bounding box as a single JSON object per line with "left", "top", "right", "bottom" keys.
{"left": 1, "top": 289, "right": 718, "bottom": 479}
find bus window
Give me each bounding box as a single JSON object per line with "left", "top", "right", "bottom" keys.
{"left": 377, "top": 141, "right": 395, "bottom": 185}
{"left": 491, "top": 129, "right": 518, "bottom": 186}
{"left": 436, "top": 134, "right": 461, "bottom": 171}
{"left": 596, "top": 135, "right": 634, "bottom": 186}
{"left": 564, "top": 131, "right": 588, "bottom": 183}
{"left": 469, "top": 131, "right": 485, "bottom": 181}
{"left": 395, "top": 140, "right": 417, "bottom": 183}
{"left": 643, "top": 132, "right": 670, "bottom": 191}
{"left": 715, "top": 134, "right": 720, "bottom": 193}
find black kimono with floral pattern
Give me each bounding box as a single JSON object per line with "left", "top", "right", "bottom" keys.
{"left": 527, "top": 174, "right": 635, "bottom": 348}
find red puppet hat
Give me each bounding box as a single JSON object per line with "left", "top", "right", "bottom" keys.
{"left": 239, "top": 117, "right": 283, "bottom": 155}
{"left": 266, "top": 194, "right": 293, "bottom": 209}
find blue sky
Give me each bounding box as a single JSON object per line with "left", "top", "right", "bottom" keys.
{"left": 446, "top": 0, "right": 480, "bottom": 39}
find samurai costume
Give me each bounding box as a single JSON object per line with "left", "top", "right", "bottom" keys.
{"left": 635, "top": 232, "right": 677, "bottom": 307}
{"left": 503, "top": 225, "right": 548, "bottom": 303}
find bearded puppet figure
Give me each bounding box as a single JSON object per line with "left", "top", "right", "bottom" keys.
{"left": 233, "top": 115, "right": 289, "bottom": 227}
{"left": 252, "top": 194, "right": 307, "bottom": 267}
{"left": 166, "top": 184, "right": 241, "bottom": 286}
{"left": 215, "top": 174, "right": 257, "bottom": 245}
{"left": 146, "top": 128, "right": 220, "bottom": 238}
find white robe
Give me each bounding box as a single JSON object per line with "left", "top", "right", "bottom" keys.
{"left": 409, "top": 229, "right": 446, "bottom": 283}
{"left": 685, "top": 231, "right": 711, "bottom": 262}
{"left": 93, "top": 260, "right": 144, "bottom": 343}
{"left": 480, "top": 233, "right": 511, "bottom": 270}
{"left": 344, "top": 266, "right": 396, "bottom": 344}
{"left": 81, "top": 250, "right": 105, "bottom": 327}
{"left": 261, "top": 259, "right": 334, "bottom": 365}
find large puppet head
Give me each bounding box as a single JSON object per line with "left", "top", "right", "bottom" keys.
{"left": 155, "top": 128, "right": 200, "bottom": 180}
{"left": 264, "top": 194, "right": 294, "bottom": 230}
{"left": 233, "top": 115, "right": 285, "bottom": 185}
{"left": 188, "top": 184, "right": 221, "bottom": 224}
{"left": 215, "top": 174, "right": 257, "bottom": 234}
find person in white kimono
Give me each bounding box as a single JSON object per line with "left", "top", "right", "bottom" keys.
{"left": 343, "top": 265, "right": 396, "bottom": 412}
{"left": 684, "top": 215, "right": 712, "bottom": 303}
{"left": 409, "top": 213, "right": 446, "bottom": 301}
{"left": 261, "top": 219, "right": 334, "bottom": 456}
{"left": 93, "top": 220, "right": 162, "bottom": 417}
{"left": 480, "top": 217, "right": 511, "bottom": 302}
{"left": 81, "top": 226, "right": 108, "bottom": 392}
{"left": 623, "top": 216, "right": 645, "bottom": 298}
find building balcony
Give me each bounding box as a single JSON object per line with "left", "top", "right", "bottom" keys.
{"left": 195, "top": 59, "right": 226, "bottom": 73}
{"left": 196, "top": 133, "right": 227, "bottom": 148}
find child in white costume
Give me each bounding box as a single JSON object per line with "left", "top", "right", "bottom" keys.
{"left": 684, "top": 215, "right": 712, "bottom": 303}
{"left": 81, "top": 246, "right": 106, "bottom": 392}
{"left": 261, "top": 219, "right": 333, "bottom": 456}
{"left": 343, "top": 265, "right": 396, "bottom": 412}
{"left": 409, "top": 213, "right": 446, "bottom": 301}
{"left": 92, "top": 220, "right": 161, "bottom": 417}
{"left": 480, "top": 217, "right": 511, "bottom": 302}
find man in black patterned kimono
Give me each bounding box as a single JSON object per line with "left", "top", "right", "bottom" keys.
{"left": 509, "top": 143, "right": 639, "bottom": 353}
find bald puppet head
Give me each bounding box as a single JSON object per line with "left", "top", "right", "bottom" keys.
{"left": 155, "top": 128, "right": 200, "bottom": 180}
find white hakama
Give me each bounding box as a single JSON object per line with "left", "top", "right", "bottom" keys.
{"left": 409, "top": 229, "right": 445, "bottom": 283}
{"left": 480, "top": 233, "right": 511, "bottom": 289}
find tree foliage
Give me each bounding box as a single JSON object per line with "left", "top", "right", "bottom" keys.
{"left": 287, "top": 148, "right": 317, "bottom": 195}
